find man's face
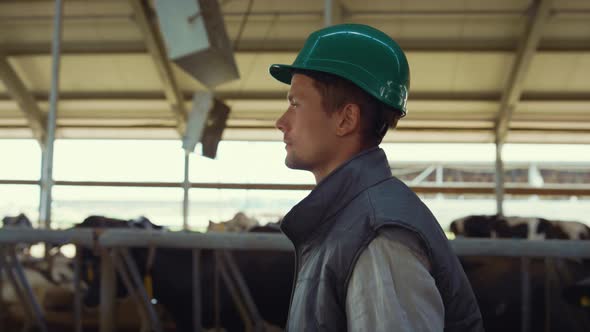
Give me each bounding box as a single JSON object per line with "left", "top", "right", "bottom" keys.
{"left": 275, "top": 74, "right": 338, "bottom": 175}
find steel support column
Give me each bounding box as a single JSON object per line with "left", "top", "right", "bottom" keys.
{"left": 183, "top": 150, "right": 190, "bottom": 230}
{"left": 493, "top": 0, "right": 553, "bottom": 216}
{"left": 495, "top": 143, "right": 505, "bottom": 216}
{"left": 39, "top": 0, "right": 64, "bottom": 230}
{"left": 324, "top": 0, "right": 343, "bottom": 26}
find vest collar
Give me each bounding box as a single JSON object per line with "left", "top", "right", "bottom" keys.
{"left": 280, "top": 147, "right": 392, "bottom": 247}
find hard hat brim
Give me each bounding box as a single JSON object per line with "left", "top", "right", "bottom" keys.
{"left": 269, "top": 64, "right": 296, "bottom": 85}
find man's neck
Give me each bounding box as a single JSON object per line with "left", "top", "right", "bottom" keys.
{"left": 312, "top": 145, "right": 374, "bottom": 184}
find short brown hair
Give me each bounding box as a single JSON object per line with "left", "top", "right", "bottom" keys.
{"left": 293, "top": 69, "right": 402, "bottom": 147}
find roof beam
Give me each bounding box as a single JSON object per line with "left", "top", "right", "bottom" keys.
{"left": 2, "top": 125, "right": 590, "bottom": 144}
{"left": 128, "top": 0, "right": 186, "bottom": 136}
{"left": 0, "top": 55, "right": 46, "bottom": 143}
{"left": 4, "top": 39, "right": 590, "bottom": 55}
{"left": 1, "top": 5, "right": 588, "bottom": 20}
{"left": 495, "top": 0, "right": 553, "bottom": 146}
{"left": 2, "top": 91, "right": 590, "bottom": 103}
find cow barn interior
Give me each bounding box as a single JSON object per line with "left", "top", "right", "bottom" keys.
{"left": 1, "top": 0, "right": 590, "bottom": 331}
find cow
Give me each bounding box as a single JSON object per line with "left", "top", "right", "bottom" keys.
{"left": 75, "top": 215, "right": 137, "bottom": 229}
{"left": 1, "top": 256, "right": 78, "bottom": 312}
{"left": 2, "top": 213, "right": 33, "bottom": 228}
{"left": 2, "top": 213, "right": 81, "bottom": 285}
{"left": 1, "top": 215, "right": 164, "bottom": 331}
{"left": 2, "top": 213, "right": 34, "bottom": 256}
{"left": 74, "top": 215, "right": 164, "bottom": 307}
{"left": 450, "top": 215, "right": 590, "bottom": 332}
{"left": 77, "top": 216, "right": 293, "bottom": 332}
{"left": 450, "top": 214, "right": 590, "bottom": 240}
{"left": 564, "top": 276, "right": 590, "bottom": 313}
{"left": 1, "top": 213, "right": 77, "bottom": 311}
{"left": 1, "top": 249, "right": 80, "bottom": 332}
{"left": 207, "top": 212, "right": 260, "bottom": 233}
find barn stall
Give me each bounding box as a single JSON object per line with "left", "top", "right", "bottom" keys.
{"left": 1, "top": 0, "right": 590, "bottom": 331}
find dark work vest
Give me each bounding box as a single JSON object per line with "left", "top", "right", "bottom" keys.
{"left": 280, "top": 147, "right": 484, "bottom": 332}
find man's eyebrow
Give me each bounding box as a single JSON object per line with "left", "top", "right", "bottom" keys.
{"left": 287, "top": 94, "right": 294, "bottom": 102}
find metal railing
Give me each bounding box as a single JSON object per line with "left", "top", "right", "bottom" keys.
{"left": 1, "top": 228, "right": 589, "bottom": 332}
{"left": 3, "top": 179, "right": 590, "bottom": 196}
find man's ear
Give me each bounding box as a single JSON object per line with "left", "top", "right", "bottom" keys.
{"left": 335, "top": 103, "right": 361, "bottom": 136}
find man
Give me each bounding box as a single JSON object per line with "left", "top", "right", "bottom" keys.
{"left": 270, "top": 24, "right": 483, "bottom": 331}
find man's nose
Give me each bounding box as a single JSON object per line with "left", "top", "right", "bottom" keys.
{"left": 275, "top": 111, "right": 287, "bottom": 132}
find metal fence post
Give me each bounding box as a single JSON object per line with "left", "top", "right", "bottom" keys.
{"left": 193, "top": 249, "right": 201, "bottom": 332}
{"left": 6, "top": 247, "right": 48, "bottom": 332}
{"left": 74, "top": 245, "right": 83, "bottom": 332}
{"left": 0, "top": 255, "right": 4, "bottom": 332}
{"left": 214, "top": 253, "right": 220, "bottom": 331}
{"left": 0, "top": 247, "right": 35, "bottom": 327}
{"left": 521, "top": 257, "right": 530, "bottom": 332}
{"left": 119, "top": 249, "right": 163, "bottom": 332}
{"left": 99, "top": 249, "right": 116, "bottom": 332}
{"left": 110, "top": 249, "right": 154, "bottom": 332}
{"left": 544, "top": 258, "right": 552, "bottom": 332}
{"left": 221, "top": 251, "right": 264, "bottom": 331}
{"left": 216, "top": 251, "right": 252, "bottom": 331}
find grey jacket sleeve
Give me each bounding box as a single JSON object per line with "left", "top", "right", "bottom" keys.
{"left": 345, "top": 228, "right": 445, "bottom": 332}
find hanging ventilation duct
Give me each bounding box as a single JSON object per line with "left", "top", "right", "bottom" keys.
{"left": 155, "top": 0, "right": 240, "bottom": 88}
{"left": 183, "top": 91, "right": 230, "bottom": 159}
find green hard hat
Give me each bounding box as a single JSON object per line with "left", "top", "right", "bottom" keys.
{"left": 269, "top": 24, "right": 410, "bottom": 116}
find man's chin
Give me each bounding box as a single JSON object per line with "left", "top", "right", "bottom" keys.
{"left": 285, "top": 156, "right": 305, "bottom": 171}
{"left": 285, "top": 158, "right": 296, "bottom": 170}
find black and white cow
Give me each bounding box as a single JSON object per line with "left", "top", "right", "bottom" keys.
{"left": 2, "top": 213, "right": 33, "bottom": 228}
{"left": 450, "top": 215, "right": 590, "bottom": 332}
{"left": 450, "top": 215, "right": 590, "bottom": 240}
{"left": 1, "top": 254, "right": 77, "bottom": 312}
{"left": 2, "top": 213, "right": 77, "bottom": 310}
{"left": 74, "top": 215, "right": 164, "bottom": 307}
{"left": 77, "top": 216, "right": 293, "bottom": 332}
{"left": 2, "top": 213, "right": 34, "bottom": 256}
